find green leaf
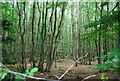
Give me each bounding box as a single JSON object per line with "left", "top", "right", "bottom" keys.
{"left": 28, "top": 72, "right": 33, "bottom": 76}
{"left": 30, "top": 67, "right": 38, "bottom": 73}
{"left": 118, "top": 77, "right": 120, "bottom": 79}
{"left": 100, "top": 2, "right": 109, "bottom": 7}
{"left": 26, "top": 69, "right": 29, "bottom": 73}
{"left": 112, "top": 58, "right": 119, "bottom": 63}
{"left": 101, "top": 73, "right": 106, "bottom": 79}
{"left": 101, "top": 55, "right": 107, "bottom": 59}
{"left": 84, "top": 11, "right": 119, "bottom": 29}
{"left": 48, "top": 2, "right": 67, "bottom": 9}
{"left": 1, "top": 71, "right": 8, "bottom": 79}
{"left": 92, "top": 57, "right": 99, "bottom": 61}
{"left": 107, "top": 52, "right": 111, "bottom": 55}
{"left": 15, "top": 76, "right": 25, "bottom": 79}
{"left": 56, "top": 2, "right": 67, "bottom": 7}
{"left": 105, "top": 60, "right": 113, "bottom": 64}
{"left": 106, "top": 77, "right": 109, "bottom": 80}
{"left": 15, "top": 76, "right": 19, "bottom": 79}
{"left": 2, "top": 73, "right": 7, "bottom": 79}
{"left": 0, "top": 62, "right": 3, "bottom": 67}
{"left": 92, "top": 68, "right": 98, "bottom": 70}
{"left": 0, "top": 72, "right": 2, "bottom": 77}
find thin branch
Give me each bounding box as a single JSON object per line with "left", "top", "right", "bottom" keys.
{"left": 81, "top": 75, "right": 96, "bottom": 81}
{"left": 97, "top": 5, "right": 101, "bottom": 10}
{"left": 0, "top": 68, "right": 58, "bottom": 81}
{"left": 54, "top": 75, "right": 59, "bottom": 79}
{"left": 109, "top": 2, "right": 119, "bottom": 14}
{"left": 58, "top": 53, "right": 89, "bottom": 80}
{"left": 0, "top": 63, "right": 23, "bottom": 80}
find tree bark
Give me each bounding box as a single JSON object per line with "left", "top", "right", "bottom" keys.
{"left": 31, "top": 2, "right": 36, "bottom": 67}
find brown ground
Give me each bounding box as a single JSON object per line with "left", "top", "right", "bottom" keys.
{"left": 34, "top": 60, "right": 120, "bottom": 80}
{"left": 5, "top": 60, "right": 120, "bottom": 81}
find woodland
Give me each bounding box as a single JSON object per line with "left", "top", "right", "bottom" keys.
{"left": 0, "top": 1, "right": 120, "bottom": 81}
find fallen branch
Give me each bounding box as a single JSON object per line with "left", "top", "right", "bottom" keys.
{"left": 81, "top": 75, "right": 96, "bottom": 81}
{"left": 0, "top": 62, "right": 23, "bottom": 80}
{"left": 54, "top": 75, "right": 59, "bottom": 79}
{"left": 0, "top": 68, "right": 58, "bottom": 81}
{"left": 58, "top": 53, "right": 88, "bottom": 80}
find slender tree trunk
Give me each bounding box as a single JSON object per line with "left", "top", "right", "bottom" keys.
{"left": 38, "top": 2, "right": 47, "bottom": 71}
{"left": 118, "top": 2, "right": 120, "bottom": 47}
{"left": 17, "top": 2, "right": 26, "bottom": 70}
{"left": 94, "top": 2, "right": 102, "bottom": 64}
{"left": 76, "top": 2, "right": 82, "bottom": 67}
{"left": 103, "top": 3, "right": 109, "bottom": 62}
{"left": 71, "top": 3, "right": 76, "bottom": 64}
{"left": 97, "top": 5, "right": 103, "bottom": 64}
{"left": 45, "top": 3, "right": 65, "bottom": 72}
{"left": 37, "top": 2, "right": 42, "bottom": 68}
{"left": 31, "top": 2, "right": 36, "bottom": 67}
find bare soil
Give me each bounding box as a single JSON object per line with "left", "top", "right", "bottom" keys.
{"left": 34, "top": 60, "right": 120, "bottom": 80}
{"left": 5, "top": 60, "right": 120, "bottom": 81}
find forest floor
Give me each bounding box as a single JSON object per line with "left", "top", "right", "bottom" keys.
{"left": 6, "top": 60, "right": 120, "bottom": 81}
{"left": 34, "top": 60, "right": 120, "bottom": 80}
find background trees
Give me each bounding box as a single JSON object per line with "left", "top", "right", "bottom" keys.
{"left": 1, "top": 1, "right": 120, "bottom": 73}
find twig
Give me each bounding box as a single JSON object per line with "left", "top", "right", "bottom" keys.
{"left": 109, "top": 2, "right": 119, "bottom": 14}
{"left": 58, "top": 53, "right": 88, "bottom": 80}
{"left": 54, "top": 75, "right": 59, "bottom": 79}
{"left": 81, "top": 75, "right": 96, "bottom": 81}
{"left": 0, "top": 63, "right": 23, "bottom": 80}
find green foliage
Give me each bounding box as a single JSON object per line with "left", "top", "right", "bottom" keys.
{"left": 0, "top": 62, "right": 3, "bottom": 67}
{"left": 0, "top": 67, "right": 39, "bottom": 80}
{"left": 15, "top": 75, "right": 26, "bottom": 80}
{"left": 101, "top": 55, "right": 107, "bottom": 59}
{"left": 101, "top": 73, "right": 108, "bottom": 81}
{"left": 30, "top": 67, "right": 39, "bottom": 73}
{"left": 100, "top": 2, "right": 109, "bottom": 7}
{"left": 4, "top": 36, "right": 16, "bottom": 44}
{"left": 95, "top": 64, "right": 106, "bottom": 71}
{"left": 48, "top": 2, "right": 67, "bottom": 9}
{"left": 0, "top": 71, "right": 8, "bottom": 79}
{"left": 108, "top": 47, "right": 120, "bottom": 74}
{"left": 92, "top": 47, "right": 120, "bottom": 74}
{"left": 84, "top": 11, "right": 119, "bottom": 29}
{"left": 2, "top": 57, "right": 16, "bottom": 65}
{"left": 1, "top": 2, "right": 119, "bottom": 80}
{"left": 92, "top": 57, "right": 100, "bottom": 61}
{"left": 118, "top": 77, "right": 120, "bottom": 79}
{"left": 56, "top": 2, "right": 67, "bottom": 7}
{"left": 25, "top": 67, "right": 38, "bottom": 77}
{"left": 15, "top": 67, "right": 39, "bottom": 79}
{"left": 92, "top": 67, "right": 99, "bottom": 70}
{"left": 38, "top": 66, "right": 44, "bottom": 71}
{"left": 2, "top": 19, "right": 12, "bottom": 30}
